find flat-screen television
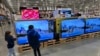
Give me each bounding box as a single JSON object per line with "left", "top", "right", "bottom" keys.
{"left": 15, "top": 20, "right": 54, "bottom": 45}
{"left": 85, "top": 18, "right": 100, "bottom": 33}
{"left": 21, "top": 9, "right": 39, "bottom": 20}
{"left": 61, "top": 19, "right": 85, "bottom": 38}
{"left": 60, "top": 9, "right": 72, "bottom": 18}
{"left": 53, "top": 8, "right": 72, "bottom": 18}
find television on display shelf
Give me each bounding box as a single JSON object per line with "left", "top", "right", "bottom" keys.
{"left": 85, "top": 18, "right": 100, "bottom": 33}
{"left": 61, "top": 18, "right": 85, "bottom": 38}
{"left": 14, "top": 20, "right": 54, "bottom": 45}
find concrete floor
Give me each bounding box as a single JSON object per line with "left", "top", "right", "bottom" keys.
{"left": 0, "top": 24, "right": 100, "bottom": 56}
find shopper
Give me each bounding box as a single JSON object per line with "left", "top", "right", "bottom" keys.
{"left": 5, "top": 31, "right": 16, "bottom": 56}
{"left": 27, "top": 25, "right": 41, "bottom": 56}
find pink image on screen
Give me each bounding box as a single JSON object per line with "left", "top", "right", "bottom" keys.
{"left": 22, "top": 9, "right": 39, "bottom": 20}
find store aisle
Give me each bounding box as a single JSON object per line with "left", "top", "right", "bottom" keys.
{"left": 19, "top": 38, "right": 100, "bottom": 56}
{"left": 0, "top": 26, "right": 7, "bottom": 56}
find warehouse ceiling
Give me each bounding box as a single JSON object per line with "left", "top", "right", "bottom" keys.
{"left": 6, "top": 0, "right": 100, "bottom": 13}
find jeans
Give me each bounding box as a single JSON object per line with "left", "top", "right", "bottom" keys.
{"left": 8, "top": 48, "right": 16, "bottom": 56}
{"left": 33, "top": 47, "right": 41, "bottom": 56}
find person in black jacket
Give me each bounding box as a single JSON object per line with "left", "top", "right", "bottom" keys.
{"left": 5, "top": 31, "right": 16, "bottom": 56}
{"left": 27, "top": 25, "right": 41, "bottom": 56}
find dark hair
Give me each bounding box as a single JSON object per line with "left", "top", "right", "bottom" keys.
{"left": 28, "top": 25, "right": 34, "bottom": 30}
{"left": 5, "top": 31, "right": 11, "bottom": 37}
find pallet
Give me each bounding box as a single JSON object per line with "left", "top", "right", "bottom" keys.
{"left": 59, "top": 38, "right": 66, "bottom": 44}
{"left": 62, "top": 36, "right": 81, "bottom": 43}
{"left": 18, "top": 44, "right": 31, "bottom": 53}
{"left": 88, "top": 33, "right": 95, "bottom": 39}
{"left": 65, "top": 38, "right": 72, "bottom": 42}
{"left": 94, "top": 32, "right": 100, "bottom": 38}
{"left": 98, "top": 32, "right": 100, "bottom": 37}
{"left": 71, "top": 36, "right": 81, "bottom": 41}
{"left": 18, "top": 43, "right": 43, "bottom": 53}
{"left": 43, "top": 40, "right": 55, "bottom": 47}
{"left": 80, "top": 34, "right": 90, "bottom": 40}
{"left": 60, "top": 37, "right": 80, "bottom": 43}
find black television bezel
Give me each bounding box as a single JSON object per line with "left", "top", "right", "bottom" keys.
{"left": 60, "top": 18, "right": 85, "bottom": 38}
{"left": 14, "top": 19, "right": 55, "bottom": 40}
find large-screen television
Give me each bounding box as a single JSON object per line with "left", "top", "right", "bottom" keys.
{"left": 21, "top": 9, "right": 39, "bottom": 20}
{"left": 85, "top": 18, "right": 100, "bottom": 33}
{"left": 53, "top": 8, "right": 72, "bottom": 18}
{"left": 15, "top": 20, "right": 54, "bottom": 45}
{"left": 61, "top": 19, "right": 85, "bottom": 38}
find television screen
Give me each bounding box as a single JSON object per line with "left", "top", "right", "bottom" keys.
{"left": 60, "top": 10, "right": 71, "bottom": 18}
{"left": 15, "top": 20, "right": 54, "bottom": 45}
{"left": 85, "top": 18, "right": 100, "bottom": 33}
{"left": 53, "top": 8, "right": 72, "bottom": 18}
{"left": 22, "top": 9, "right": 39, "bottom": 20}
{"left": 61, "top": 19, "right": 85, "bottom": 38}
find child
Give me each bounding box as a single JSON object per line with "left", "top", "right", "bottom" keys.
{"left": 5, "top": 31, "right": 16, "bottom": 56}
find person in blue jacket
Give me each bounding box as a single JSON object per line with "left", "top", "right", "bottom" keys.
{"left": 27, "top": 25, "right": 41, "bottom": 56}
{"left": 5, "top": 31, "right": 16, "bottom": 56}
